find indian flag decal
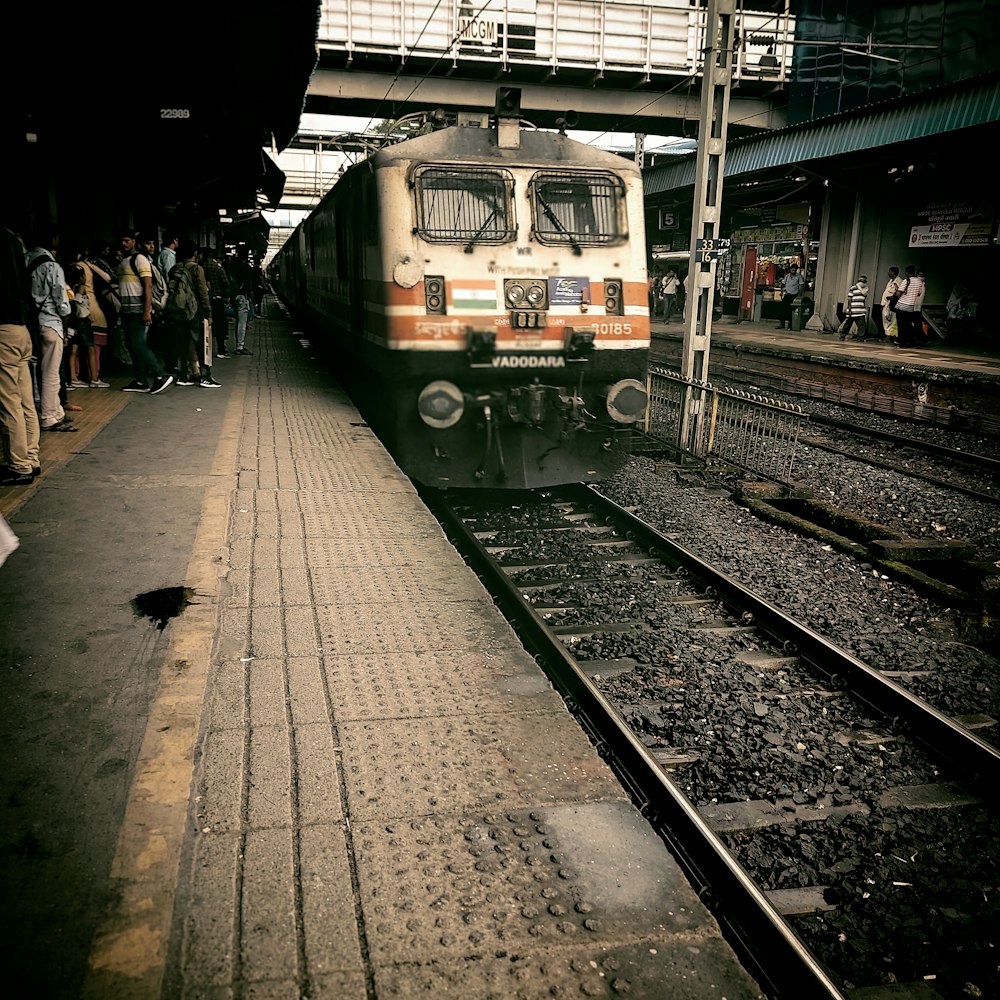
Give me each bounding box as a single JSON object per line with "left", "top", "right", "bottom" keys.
{"left": 452, "top": 284, "right": 498, "bottom": 310}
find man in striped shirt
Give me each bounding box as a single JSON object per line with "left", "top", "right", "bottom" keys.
{"left": 894, "top": 264, "right": 926, "bottom": 348}
{"left": 117, "top": 231, "right": 173, "bottom": 394}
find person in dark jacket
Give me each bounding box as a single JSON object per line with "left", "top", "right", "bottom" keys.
{"left": 0, "top": 225, "right": 41, "bottom": 484}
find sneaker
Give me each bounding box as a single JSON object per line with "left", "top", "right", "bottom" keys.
{"left": 176, "top": 378, "right": 195, "bottom": 386}
{"left": 66, "top": 384, "right": 77, "bottom": 391}
{"left": 148, "top": 374, "right": 174, "bottom": 395}
{"left": 70, "top": 379, "right": 88, "bottom": 388}
{"left": 123, "top": 380, "right": 150, "bottom": 392}
{"left": 200, "top": 377, "right": 222, "bottom": 388}
{"left": 89, "top": 380, "right": 110, "bottom": 388}
{"left": 216, "top": 351, "right": 230, "bottom": 359}
{"left": 234, "top": 347, "right": 253, "bottom": 355}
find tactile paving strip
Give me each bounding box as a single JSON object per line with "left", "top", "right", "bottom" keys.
{"left": 314, "top": 600, "right": 519, "bottom": 656}
{"left": 338, "top": 714, "right": 624, "bottom": 821}
{"left": 297, "top": 491, "right": 440, "bottom": 534}
{"left": 355, "top": 802, "right": 711, "bottom": 966}
{"left": 322, "top": 649, "right": 560, "bottom": 721}
{"left": 308, "top": 565, "right": 485, "bottom": 605}
{"left": 373, "top": 937, "right": 763, "bottom": 1000}
{"left": 305, "top": 537, "right": 455, "bottom": 568}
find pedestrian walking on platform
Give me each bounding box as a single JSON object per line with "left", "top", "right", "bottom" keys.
{"left": 839, "top": 276, "right": 870, "bottom": 340}
{"left": 775, "top": 263, "right": 804, "bottom": 329}
{"left": 0, "top": 224, "right": 41, "bottom": 484}
{"left": 227, "top": 247, "right": 255, "bottom": 356}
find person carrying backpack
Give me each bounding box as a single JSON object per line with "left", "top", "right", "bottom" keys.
{"left": 116, "top": 231, "right": 173, "bottom": 394}
{"left": 166, "top": 241, "right": 220, "bottom": 388}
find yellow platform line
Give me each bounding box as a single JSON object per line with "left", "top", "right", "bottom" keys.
{"left": 82, "top": 365, "right": 249, "bottom": 999}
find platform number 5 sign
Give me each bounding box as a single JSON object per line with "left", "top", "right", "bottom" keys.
{"left": 658, "top": 209, "right": 678, "bottom": 231}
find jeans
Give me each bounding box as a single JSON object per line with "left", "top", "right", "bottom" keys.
{"left": 122, "top": 313, "right": 165, "bottom": 382}
{"left": 235, "top": 294, "right": 251, "bottom": 350}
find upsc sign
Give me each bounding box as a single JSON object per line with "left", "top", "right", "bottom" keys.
{"left": 459, "top": 13, "right": 499, "bottom": 46}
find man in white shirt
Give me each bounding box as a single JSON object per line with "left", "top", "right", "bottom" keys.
{"left": 776, "top": 264, "right": 805, "bottom": 329}
{"left": 157, "top": 234, "right": 178, "bottom": 279}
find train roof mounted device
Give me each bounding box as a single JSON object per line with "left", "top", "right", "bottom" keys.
{"left": 495, "top": 86, "right": 521, "bottom": 149}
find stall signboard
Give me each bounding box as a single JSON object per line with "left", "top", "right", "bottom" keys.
{"left": 909, "top": 202, "right": 994, "bottom": 247}
{"left": 731, "top": 225, "right": 808, "bottom": 244}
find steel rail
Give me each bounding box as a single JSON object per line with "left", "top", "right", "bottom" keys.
{"left": 579, "top": 484, "right": 1000, "bottom": 791}
{"left": 805, "top": 412, "right": 1000, "bottom": 476}
{"left": 427, "top": 488, "right": 848, "bottom": 1000}
{"left": 799, "top": 434, "right": 1000, "bottom": 505}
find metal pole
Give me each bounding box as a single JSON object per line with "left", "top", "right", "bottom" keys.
{"left": 678, "top": 0, "right": 736, "bottom": 455}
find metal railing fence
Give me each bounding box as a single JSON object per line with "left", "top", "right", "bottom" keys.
{"left": 645, "top": 367, "right": 806, "bottom": 481}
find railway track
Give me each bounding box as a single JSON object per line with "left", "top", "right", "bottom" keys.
{"left": 798, "top": 416, "right": 1000, "bottom": 506}
{"left": 426, "top": 484, "right": 1000, "bottom": 1000}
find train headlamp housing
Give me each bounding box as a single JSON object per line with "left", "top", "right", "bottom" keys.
{"left": 425, "top": 275, "right": 446, "bottom": 314}
{"left": 525, "top": 282, "right": 546, "bottom": 306}
{"left": 604, "top": 278, "right": 624, "bottom": 316}
{"left": 505, "top": 282, "right": 526, "bottom": 306}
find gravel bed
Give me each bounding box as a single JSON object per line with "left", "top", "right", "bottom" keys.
{"left": 598, "top": 458, "right": 1000, "bottom": 737}
{"left": 792, "top": 441, "right": 1000, "bottom": 558}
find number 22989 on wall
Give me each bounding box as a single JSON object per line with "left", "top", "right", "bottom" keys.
{"left": 160, "top": 109, "right": 191, "bottom": 118}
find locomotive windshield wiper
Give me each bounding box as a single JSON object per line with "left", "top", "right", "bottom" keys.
{"left": 536, "top": 193, "right": 582, "bottom": 256}
{"left": 464, "top": 208, "right": 498, "bottom": 253}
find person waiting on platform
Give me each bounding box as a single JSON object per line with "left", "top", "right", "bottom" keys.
{"left": 660, "top": 269, "right": 678, "bottom": 321}
{"left": 775, "top": 263, "right": 804, "bottom": 329}
{"left": 838, "top": 275, "right": 870, "bottom": 341}
{"left": 946, "top": 285, "right": 975, "bottom": 339}
{"left": 0, "top": 224, "right": 41, "bottom": 485}
{"left": 875, "top": 266, "right": 900, "bottom": 341}
{"left": 894, "top": 264, "right": 926, "bottom": 347}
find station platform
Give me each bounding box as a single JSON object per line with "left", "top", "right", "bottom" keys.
{"left": 650, "top": 314, "right": 1000, "bottom": 428}
{"left": 0, "top": 307, "right": 763, "bottom": 999}
{"left": 652, "top": 314, "right": 1000, "bottom": 376}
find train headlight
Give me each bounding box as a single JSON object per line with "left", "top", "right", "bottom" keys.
{"left": 418, "top": 380, "right": 465, "bottom": 429}
{"left": 604, "top": 278, "right": 624, "bottom": 316}
{"left": 505, "top": 282, "right": 526, "bottom": 306}
{"left": 425, "top": 275, "right": 446, "bottom": 315}
{"left": 526, "top": 282, "right": 546, "bottom": 306}
{"left": 605, "top": 379, "right": 648, "bottom": 424}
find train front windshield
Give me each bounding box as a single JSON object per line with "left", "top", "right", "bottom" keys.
{"left": 529, "top": 171, "right": 626, "bottom": 247}
{"left": 413, "top": 166, "right": 516, "bottom": 245}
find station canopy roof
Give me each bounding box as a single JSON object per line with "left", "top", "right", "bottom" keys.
{"left": 4, "top": 1, "right": 321, "bottom": 227}
{"left": 644, "top": 71, "right": 1000, "bottom": 202}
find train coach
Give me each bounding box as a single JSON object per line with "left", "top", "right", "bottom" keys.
{"left": 270, "top": 93, "right": 650, "bottom": 489}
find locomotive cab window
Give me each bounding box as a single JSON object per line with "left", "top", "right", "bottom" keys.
{"left": 412, "top": 166, "right": 515, "bottom": 245}
{"left": 529, "top": 171, "right": 626, "bottom": 248}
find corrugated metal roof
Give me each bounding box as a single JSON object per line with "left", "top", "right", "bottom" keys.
{"left": 644, "top": 74, "right": 1000, "bottom": 196}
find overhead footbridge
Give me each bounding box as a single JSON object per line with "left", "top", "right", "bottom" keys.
{"left": 308, "top": 0, "right": 791, "bottom": 135}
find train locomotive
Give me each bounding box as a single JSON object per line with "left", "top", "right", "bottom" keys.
{"left": 270, "top": 93, "right": 650, "bottom": 489}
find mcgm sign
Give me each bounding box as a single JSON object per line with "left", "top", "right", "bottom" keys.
{"left": 458, "top": 14, "right": 499, "bottom": 46}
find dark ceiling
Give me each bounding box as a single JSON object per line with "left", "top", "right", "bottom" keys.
{"left": 3, "top": 0, "right": 320, "bottom": 240}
